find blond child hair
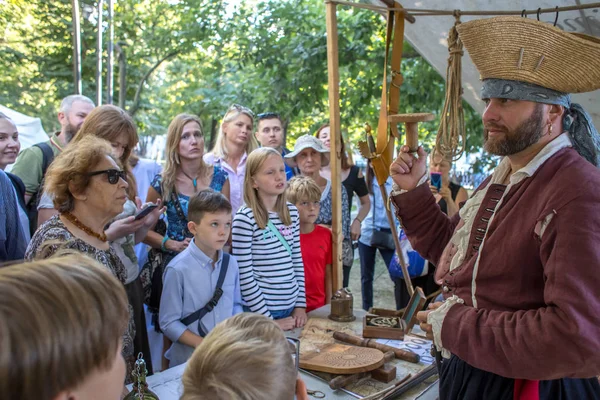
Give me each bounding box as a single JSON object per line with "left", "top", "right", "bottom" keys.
{"left": 181, "top": 313, "right": 297, "bottom": 400}
{"left": 243, "top": 147, "right": 292, "bottom": 229}
{"left": 286, "top": 175, "right": 322, "bottom": 204}
{"left": 0, "top": 254, "right": 129, "bottom": 400}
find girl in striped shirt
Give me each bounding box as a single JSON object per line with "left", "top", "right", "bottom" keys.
{"left": 232, "top": 147, "right": 307, "bottom": 331}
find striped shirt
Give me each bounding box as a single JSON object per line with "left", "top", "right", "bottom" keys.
{"left": 232, "top": 203, "right": 306, "bottom": 317}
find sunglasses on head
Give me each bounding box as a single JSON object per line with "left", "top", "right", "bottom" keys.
{"left": 88, "top": 169, "right": 127, "bottom": 184}
{"left": 228, "top": 103, "right": 255, "bottom": 118}
{"left": 257, "top": 112, "right": 280, "bottom": 120}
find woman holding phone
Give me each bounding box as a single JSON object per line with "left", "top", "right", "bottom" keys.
{"left": 429, "top": 152, "right": 468, "bottom": 218}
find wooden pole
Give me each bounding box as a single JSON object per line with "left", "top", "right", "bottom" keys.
{"left": 96, "top": 0, "right": 104, "bottom": 105}
{"left": 326, "top": 1, "right": 343, "bottom": 291}
{"left": 71, "top": 0, "right": 82, "bottom": 95}
{"left": 107, "top": 0, "right": 114, "bottom": 104}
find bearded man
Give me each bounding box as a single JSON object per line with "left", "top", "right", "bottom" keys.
{"left": 390, "top": 16, "right": 600, "bottom": 400}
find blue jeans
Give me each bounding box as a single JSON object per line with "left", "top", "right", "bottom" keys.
{"left": 358, "top": 241, "right": 395, "bottom": 311}
{"left": 243, "top": 305, "right": 294, "bottom": 319}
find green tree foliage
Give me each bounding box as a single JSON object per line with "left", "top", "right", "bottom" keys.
{"left": 0, "top": 0, "right": 485, "bottom": 165}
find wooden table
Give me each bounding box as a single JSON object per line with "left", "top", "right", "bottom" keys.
{"left": 126, "top": 305, "right": 439, "bottom": 399}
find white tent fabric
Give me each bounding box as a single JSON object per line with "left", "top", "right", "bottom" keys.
{"left": 0, "top": 104, "right": 49, "bottom": 150}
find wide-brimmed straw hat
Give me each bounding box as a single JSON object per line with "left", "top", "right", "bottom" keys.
{"left": 284, "top": 134, "right": 330, "bottom": 168}
{"left": 456, "top": 16, "right": 600, "bottom": 93}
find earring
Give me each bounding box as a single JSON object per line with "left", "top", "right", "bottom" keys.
{"left": 549, "top": 124, "right": 553, "bottom": 135}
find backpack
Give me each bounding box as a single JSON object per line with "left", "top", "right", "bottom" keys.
{"left": 26, "top": 142, "right": 54, "bottom": 233}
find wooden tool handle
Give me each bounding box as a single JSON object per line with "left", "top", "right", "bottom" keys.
{"left": 333, "top": 331, "right": 420, "bottom": 363}
{"left": 329, "top": 372, "right": 369, "bottom": 390}
{"left": 405, "top": 122, "right": 419, "bottom": 153}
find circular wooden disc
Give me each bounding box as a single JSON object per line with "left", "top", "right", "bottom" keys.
{"left": 299, "top": 344, "right": 385, "bottom": 374}
{"left": 388, "top": 112, "right": 435, "bottom": 123}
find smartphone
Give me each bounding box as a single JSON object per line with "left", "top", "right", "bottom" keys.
{"left": 134, "top": 204, "right": 158, "bottom": 220}
{"left": 430, "top": 172, "right": 442, "bottom": 191}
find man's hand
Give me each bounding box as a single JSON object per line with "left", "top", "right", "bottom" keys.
{"left": 390, "top": 146, "right": 428, "bottom": 191}
{"left": 292, "top": 308, "right": 307, "bottom": 328}
{"left": 416, "top": 301, "right": 444, "bottom": 340}
{"left": 350, "top": 219, "right": 361, "bottom": 241}
{"left": 275, "top": 316, "right": 296, "bottom": 331}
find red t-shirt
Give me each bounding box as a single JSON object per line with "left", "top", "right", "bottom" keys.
{"left": 300, "top": 225, "right": 332, "bottom": 312}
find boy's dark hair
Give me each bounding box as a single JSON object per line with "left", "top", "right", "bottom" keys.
{"left": 188, "top": 189, "right": 232, "bottom": 224}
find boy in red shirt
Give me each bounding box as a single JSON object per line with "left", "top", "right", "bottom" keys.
{"left": 286, "top": 176, "right": 332, "bottom": 312}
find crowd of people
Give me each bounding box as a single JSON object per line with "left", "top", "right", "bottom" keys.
{"left": 2, "top": 14, "right": 600, "bottom": 400}
{"left": 3, "top": 97, "right": 453, "bottom": 378}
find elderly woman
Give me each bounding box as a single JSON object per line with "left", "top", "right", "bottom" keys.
{"left": 36, "top": 105, "right": 164, "bottom": 374}
{"left": 25, "top": 136, "right": 138, "bottom": 381}
{"left": 204, "top": 104, "right": 258, "bottom": 214}
{"left": 284, "top": 135, "right": 351, "bottom": 268}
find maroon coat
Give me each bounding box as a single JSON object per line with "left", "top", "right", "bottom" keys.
{"left": 392, "top": 147, "right": 600, "bottom": 380}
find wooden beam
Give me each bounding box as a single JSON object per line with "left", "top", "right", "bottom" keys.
{"left": 326, "top": 1, "right": 343, "bottom": 290}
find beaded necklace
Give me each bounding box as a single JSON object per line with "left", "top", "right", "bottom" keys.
{"left": 62, "top": 212, "right": 108, "bottom": 242}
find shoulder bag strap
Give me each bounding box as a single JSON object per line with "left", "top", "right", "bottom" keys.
{"left": 180, "top": 253, "right": 230, "bottom": 335}
{"left": 266, "top": 220, "right": 292, "bottom": 257}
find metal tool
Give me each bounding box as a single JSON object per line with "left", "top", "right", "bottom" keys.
{"left": 307, "top": 389, "right": 326, "bottom": 398}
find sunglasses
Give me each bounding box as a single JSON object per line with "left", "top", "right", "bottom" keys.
{"left": 286, "top": 337, "right": 301, "bottom": 373}
{"left": 88, "top": 169, "right": 127, "bottom": 184}
{"left": 257, "top": 112, "right": 280, "bottom": 120}
{"left": 228, "top": 103, "right": 255, "bottom": 118}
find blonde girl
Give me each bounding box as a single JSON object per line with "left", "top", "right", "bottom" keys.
{"left": 231, "top": 147, "right": 306, "bottom": 331}
{"left": 204, "top": 104, "right": 259, "bottom": 213}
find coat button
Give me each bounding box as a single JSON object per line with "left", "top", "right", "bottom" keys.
{"left": 443, "top": 285, "right": 450, "bottom": 293}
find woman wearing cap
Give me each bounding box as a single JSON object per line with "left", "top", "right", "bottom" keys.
{"left": 204, "top": 104, "right": 259, "bottom": 214}
{"left": 284, "top": 135, "right": 351, "bottom": 270}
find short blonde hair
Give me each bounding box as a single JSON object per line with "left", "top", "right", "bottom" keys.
{"left": 210, "top": 105, "right": 258, "bottom": 159}
{"left": 71, "top": 104, "right": 138, "bottom": 199}
{"left": 0, "top": 254, "right": 129, "bottom": 400}
{"left": 243, "top": 147, "right": 291, "bottom": 229}
{"left": 286, "top": 175, "right": 321, "bottom": 204}
{"left": 181, "top": 313, "right": 296, "bottom": 400}
{"left": 45, "top": 136, "right": 118, "bottom": 213}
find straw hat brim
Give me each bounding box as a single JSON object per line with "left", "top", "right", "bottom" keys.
{"left": 456, "top": 16, "right": 600, "bottom": 93}
{"left": 284, "top": 145, "right": 330, "bottom": 168}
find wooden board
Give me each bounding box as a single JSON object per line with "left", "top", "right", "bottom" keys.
{"left": 300, "top": 343, "right": 385, "bottom": 374}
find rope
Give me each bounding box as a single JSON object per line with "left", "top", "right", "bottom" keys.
{"left": 434, "top": 14, "right": 465, "bottom": 162}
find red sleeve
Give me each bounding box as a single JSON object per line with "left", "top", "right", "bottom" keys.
{"left": 391, "top": 183, "right": 460, "bottom": 265}
{"left": 441, "top": 193, "right": 600, "bottom": 380}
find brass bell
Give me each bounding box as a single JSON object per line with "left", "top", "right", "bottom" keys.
{"left": 328, "top": 288, "right": 356, "bottom": 322}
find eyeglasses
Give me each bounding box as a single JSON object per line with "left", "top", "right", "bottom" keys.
{"left": 286, "top": 337, "right": 301, "bottom": 373}
{"left": 228, "top": 103, "right": 254, "bottom": 118}
{"left": 88, "top": 169, "right": 127, "bottom": 184}
{"left": 257, "top": 112, "right": 280, "bottom": 120}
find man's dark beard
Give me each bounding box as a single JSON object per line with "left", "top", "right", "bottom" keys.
{"left": 483, "top": 103, "right": 545, "bottom": 156}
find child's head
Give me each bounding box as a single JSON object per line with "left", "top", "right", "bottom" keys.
{"left": 286, "top": 176, "right": 322, "bottom": 225}
{"left": 181, "top": 313, "right": 298, "bottom": 400}
{"left": 187, "top": 189, "right": 232, "bottom": 253}
{"left": 244, "top": 147, "right": 291, "bottom": 229}
{"left": 0, "top": 254, "right": 129, "bottom": 400}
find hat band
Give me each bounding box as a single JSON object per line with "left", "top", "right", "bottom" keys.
{"left": 481, "top": 78, "right": 571, "bottom": 107}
